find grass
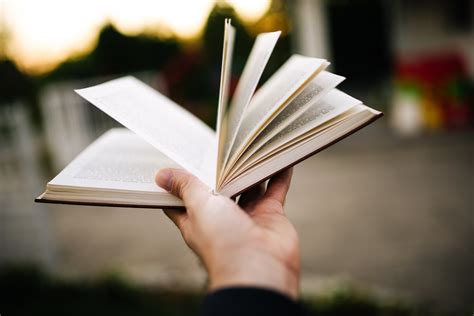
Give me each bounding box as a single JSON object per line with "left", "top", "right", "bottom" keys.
{"left": 0, "top": 265, "right": 460, "bottom": 316}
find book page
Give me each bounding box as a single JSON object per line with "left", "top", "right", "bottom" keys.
{"left": 49, "top": 128, "right": 181, "bottom": 193}
{"left": 216, "top": 19, "right": 235, "bottom": 184}
{"left": 220, "top": 105, "right": 380, "bottom": 196}
{"left": 267, "top": 89, "right": 362, "bottom": 150}
{"left": 221, "top": 55, "right": 328, "bottom": 185}
{"left": 76, "top": 76, "right": 216, "bottom": 187}
{"left": 227, "top": 113, "right": 350, "bottom": 183}
{"left": 224, "top": 89, "right": 361, "bottom": 182}
{"left": 220, "top": 30, "right": 281, "bottom": 172}
{"left": 228, "top": 71, "right": 344, "bottom": 175}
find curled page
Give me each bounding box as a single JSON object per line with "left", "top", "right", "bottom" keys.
{"left": 227, "top": 71, "right": 344, "bottom": 178}
{"left": 221, "top": 55, "right": 328, "bottom": 185}
{"left": 221, "top": 30, "right": 281, "bottom": 172}
{"left": 216, "top": 19, "right": 235, "bottom": 184}
{"left": 235, "top": 89, "right": 362, "bottom": 178}
{"left": 75, "top": 76, "right": 217, "bottom": 187}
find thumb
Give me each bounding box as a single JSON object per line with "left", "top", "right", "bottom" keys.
{"left": 156, "top": 168, "right": 211, "bottom": 209}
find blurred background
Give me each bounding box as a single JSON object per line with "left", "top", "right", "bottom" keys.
{"left": 0, "top": 0, "right": 472, "bottom": 315}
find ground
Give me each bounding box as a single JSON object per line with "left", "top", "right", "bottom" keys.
{"left": 18, "top": 123, "right": 474, "bottom": 311}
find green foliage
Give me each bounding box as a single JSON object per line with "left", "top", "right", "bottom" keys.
{"left": 46, "top": 25, "right": 180, "bottom": 81}
{"left": 302, "top": 287, "right": 459, "bottom": 316}
{"left": 0, "top": 264, "right": 203, "bottom": 316}
{"left": 0, "top": 60, "right": 34, "bottom": 104}
{"left": 0, "top": 4, "right": 294, "bottom": 130}
{"left": 0, "top": 265, "right": 458, "bottom": 316}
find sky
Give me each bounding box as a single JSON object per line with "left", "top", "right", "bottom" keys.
{"left": 0, "top": 0, "right": 271, "bottom": 74}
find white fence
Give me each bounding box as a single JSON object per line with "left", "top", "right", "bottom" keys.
{"left": 0, "top": 103, "right": 56, "bottom": 268}
{"left": 40, "top": 72, "right": 166, "bottom": 170}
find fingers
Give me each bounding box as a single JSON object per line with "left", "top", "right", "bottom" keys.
{"left": 162, "top": 208, "right": 186, "bottom": 230}
{"left": 238, "top": 182, "right": 266, "bottom": 208}
{"left": 156, "top": 168, "right": 211, "bottom": 210}
{"left": 264, "top": 168, "right": 293, "bottom": 205}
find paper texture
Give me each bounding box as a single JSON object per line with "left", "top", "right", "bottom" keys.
{"left": 235, "top": 89, "right": 362, "bottom": 176}
{"left": 221, "top": 30, "right": 281, "bottom": 171}
{"left": 220, "top": 105, "right": 378, "bottom": 197}
{"left": 75, "top": 76, "right": 216, "bottom": 187}
{"left": 50, "top": 128, "right": 180, "bottom": 193}
{"left": 229, "top": 71, "right": 344, "bottom": 175}
{"left": 216, "top": 19, "right": 236, "bottom": 184}
{"left": 221, "top": 55, "right": 328, "bottom": 183}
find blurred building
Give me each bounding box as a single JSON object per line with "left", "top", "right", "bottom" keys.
{"left": 292, "top": 0, "right": 473, "bottom": 135}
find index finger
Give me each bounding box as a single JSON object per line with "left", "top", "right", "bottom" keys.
{"left": 264, "top": 167, "right": 293, "bottom": 205}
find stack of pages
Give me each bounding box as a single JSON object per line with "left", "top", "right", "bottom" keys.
{"left": 36, "top": 20, "right": 382, "bottom": 208}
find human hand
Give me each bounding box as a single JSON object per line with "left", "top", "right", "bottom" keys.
{"left": 155, "top": 168, "right": 299, "bottom": 299}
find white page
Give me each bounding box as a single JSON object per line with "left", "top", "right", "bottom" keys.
{"left": 216, "top": 19, "right": 235, "bottom": 137}
{"left": 225, "top": 113, "right": 352, "bottom": 183}
{"left": 49, "top": 128, "right": 180, "bottom": 193}
{"left": 241, "top": 89, "right": 362, "bottom": 173}
{"left": 220, "top": 105, "right": 378, "bottom": 197}
{"left": 216, "top": 19, "right": 235, "bottom": 183}
{"left": 252, "top": 71, "right": 344, "bottom": 145}
{"left": 221, "top": 30, "right": 281, "bottom": 170}
{"left": 222, "top": 55, "right": 328, "bottom": 181}
{"left": 75, "top": 77, "right": 216, "bottom": 187}
{"left": 229, "top": 71, "right": 344, "bottom": 175}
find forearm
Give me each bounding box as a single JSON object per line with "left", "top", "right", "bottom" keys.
{"left": 206, "top": 247, "right": 299, "bottom": 300}
{"left": 200, "top": 287, "right": 303, "bottom": 316}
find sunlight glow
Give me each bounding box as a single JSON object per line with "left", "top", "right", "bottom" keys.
{"left": 5, "top": 0, "right": 106, "bottom": 73}
{"left": 2, "top": 0, "right": 272, "bottom": 74}
{"left": 108, "top": 0, "right": 216, "bottom": 39}
{"left": 227, "top": 0, "right": 271, "bottom": 22}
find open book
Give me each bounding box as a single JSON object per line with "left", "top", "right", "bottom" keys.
{"left": 36, "top": 20, "right": 382, "bottom": 208}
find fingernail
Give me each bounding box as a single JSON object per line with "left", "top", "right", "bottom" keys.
{"left": 156, "top": 169, "right": 173, "bottom": 191}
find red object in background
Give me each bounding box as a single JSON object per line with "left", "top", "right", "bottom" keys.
{"left": 396, "top": 52, "right": 468, "bottom": 85}
{"left": 395, "top": 51, "right": 473, "bottom": 130}
{"left": 444, "top": 98, "right": 472, "bottom": 129}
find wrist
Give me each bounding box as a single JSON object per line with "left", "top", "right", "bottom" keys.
{"left": 206, "top": 248, "right": 300, "bottom": 300}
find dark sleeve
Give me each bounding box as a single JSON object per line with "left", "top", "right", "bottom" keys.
{"left": 200, "top": 287, "right": 303, "bottom": 316}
